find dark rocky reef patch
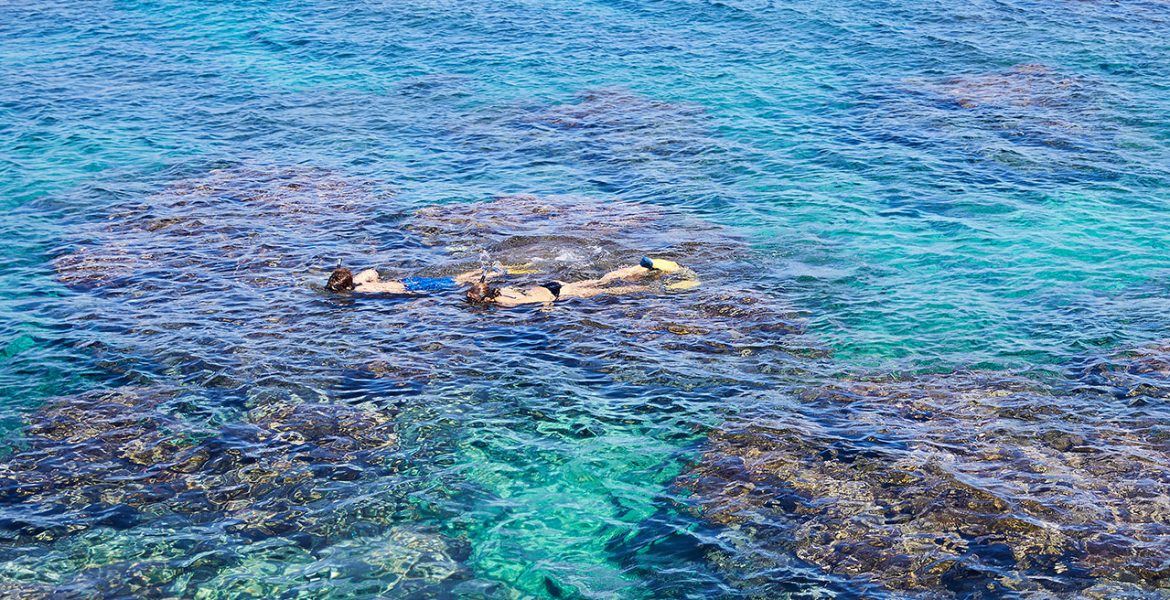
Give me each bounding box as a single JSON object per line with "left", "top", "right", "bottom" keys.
{"left": 0, "top": 387, "right": 500, "bottom": 596}
{"left": 459, "top": 87, "right": 730, "bottom": 206}
{"left": 180, "top": 526, "right": 496, "bottom": 598}
{"left": 0, "top": 525, "right": 493, "bottom": 599}
{"left": 911, "top": 64, "right": 1087, "bottom": 111}
{"left": 46, "top": 165, "right": 439, "bottom": 391}
{"left": 49, "top": 165, "right": 809, "bottom": 393}
{"left": 405, "top": 193, "right": 822, "bottom": 387}
{"left": 520, "top": 88, "right": 705, "bottom": 135}
{"left": 52, "top": 164, "right": 395, "bottom": 292}
{"left": 853, "top": 63, "right": 1123, "bottom": 191}
{"left": 408, "top": 192, "right": 712, "bottom": 269}
{"left": 1076, "top": 342, "right": 1170, "bottom": 400}
{"left": 679, "top": 372, "right": 1170, "bottom": 597}
{"left": 0, "top": 388, "right": 401, "bottom": 544}
{"left": 0, "top": 387, "right": 212, "bottom": 536}
{"left": 38, "top": 162, "right": 819, "bottom": 596}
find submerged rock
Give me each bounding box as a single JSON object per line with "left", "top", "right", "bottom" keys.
{"left": 247, "top": 401, "right": 399, "bottom": 456}
{"left": 917, "top": 64, "right": 1085, "bottom": 110}
{"left": 522, "top": 87, "right": 704, "bottom": 132}
{"left": 408, "top": 192, "right": 822, "bottom": 382}
{"left": 408, "top": 193, "right": 675, "bottom": 273}
{"left": 455, "top": 86, "right": 732, "bottom": 210}
{"left": 506, "top": 87, "right": 714, "bottom": 164}
{"left": 0, "top": 388, "right": 210, "bottom": 537}
{"left": 182, "top": 527, "right": 509, "bottom": 599}
{"left": 52, "top": 165, "right": 392, "bottom": 291}
{"left": 52, "top": 244, "right": 149, "bottom": 288}
{"left": 161, "top": 401, "right": 402, "bottom": 539}
{"left": 1077, "top": 343, "right": 1170, "bottom": 399}
{"left": 0, "top": 525, "right": 500, "bottom": 599}
{"left": 869, "top": 63, "right": 1114, "bottom": 186}
{"left": 0, "top": 390, "right": 401, "bottom": 543}
{"left": 680, "top": 373, "right": 1170, "bottom": 597}
{"left": 0, "top": 581, "right": 55, "bottom": 599}
{"left": 46, "top": 164, "right": 440, "bottom": 391}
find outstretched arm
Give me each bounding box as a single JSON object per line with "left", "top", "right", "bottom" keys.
{"left": 352, "top": 269, "right": 408, "bottom": 294}
{"left": 354, "top": 268, "right": 381, "bottom": 285}
{"left": 453, "top": 269, "right": 502, "bottom": 284}
{"left": 561, "top": 283, "right": 654, "bottom": 299}
{"left": 595, "top": 265, "right": 653, "bottom": 285}
{"left": 593, "top": 258, "right": 682, "bottom": 285}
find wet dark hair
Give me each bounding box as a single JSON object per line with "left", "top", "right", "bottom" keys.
{"left": 465, "top": 280, "right": 500, "bottom": 304}
{"left": 326, "top": 268, "right": 355, "bottom": 292}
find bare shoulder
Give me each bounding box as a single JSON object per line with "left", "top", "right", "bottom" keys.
{"left": 355, "top": 280, "right": 407, "bottom": 294}
{"left": 354, "top": 269, "right": 381, "bottom": 285}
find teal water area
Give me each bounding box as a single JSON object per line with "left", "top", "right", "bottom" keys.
{"left": 2, "top": 0, "right": 1169, "bottom": 597}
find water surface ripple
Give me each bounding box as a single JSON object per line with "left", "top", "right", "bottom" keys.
{"left": 1, "top": 0, "right": 1169, "bottom": 597}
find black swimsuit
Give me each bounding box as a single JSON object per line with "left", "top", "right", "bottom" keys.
{"left": 539, "top": 281, "right": 562, "bottom": 299}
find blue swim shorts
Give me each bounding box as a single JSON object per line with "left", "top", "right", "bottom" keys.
{"left": 401, "top": 276, "right": 457, "bottom": 292}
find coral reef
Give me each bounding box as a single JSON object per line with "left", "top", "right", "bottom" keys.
{"left": 0, "top": 388, "right": 400, "bottom": 544}
{"left": 680, "top": 372, "right": 1170, "bottom": 596}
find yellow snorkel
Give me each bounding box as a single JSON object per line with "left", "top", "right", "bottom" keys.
{"left": 640, "top": 256, "right": 681, "bottom": 273}
{"left": 502, "top": 263, "right": 542, "bottom": 275}
{"left": 641, "top": 256, "right": 699, "bottom": 290}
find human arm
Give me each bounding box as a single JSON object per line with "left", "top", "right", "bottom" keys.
{"left": 490, "top": 285, "right": 558, "bottom": 307}
{"left": 453, "top": 269, "right": 502, "bottom": 284}
{"left": 352, "top": 269, "right": 408, "bottom": 294}
{"left": 355, "top": 280, "right": 408, "bottom": 294}
{"left": 559, "top": 283, "right": 654, "bottom": 299}
{"left": 595, "top": 265, "right": 652, "bottom": 285}
{"left": 354, "top": 269, "right": 381, "bottom": 285}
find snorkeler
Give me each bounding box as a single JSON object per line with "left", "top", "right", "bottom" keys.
{"left": 466, "top": 257, "right": 695, "bottom": 307}
{"left": 325, "top": 266, "right": 490, "bottom": 294}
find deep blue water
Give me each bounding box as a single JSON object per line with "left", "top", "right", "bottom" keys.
{"left": 2, "top": 0, "right": 1169, "bottom": 597}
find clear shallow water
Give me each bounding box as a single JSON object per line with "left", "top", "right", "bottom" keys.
{"left": 1, "top": 0, "right": 1169, "bottom": 598}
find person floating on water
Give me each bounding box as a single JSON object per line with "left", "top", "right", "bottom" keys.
{"left": 325, "top": 266, "right": 488, "bottom": 294}
{"left": 466, "top": 257, "right": 697, "bottom": 307}
{"left": 326, "top": 257, "right": 697, "bottom": 306}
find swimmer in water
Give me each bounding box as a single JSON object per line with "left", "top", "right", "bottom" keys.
{"left": 326, "top": 266, "right": 490, "bottom": 294}
{"left": 466, "top": 257, "right": 694, "bottom": 307}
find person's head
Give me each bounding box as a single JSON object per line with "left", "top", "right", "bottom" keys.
{"left": 326, "top": 267, "right": 355, "bottom": 292}
{"left": 465, "top": 280, "right": 500, "bottom": 304}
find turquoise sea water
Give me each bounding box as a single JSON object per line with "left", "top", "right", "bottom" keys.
{"left": 2, "top": 0, "right": 1169, "bottom": 597}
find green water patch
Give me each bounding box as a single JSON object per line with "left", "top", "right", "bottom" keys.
{"left": 457, "top": 424, "right": 687, "bottom": 597}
